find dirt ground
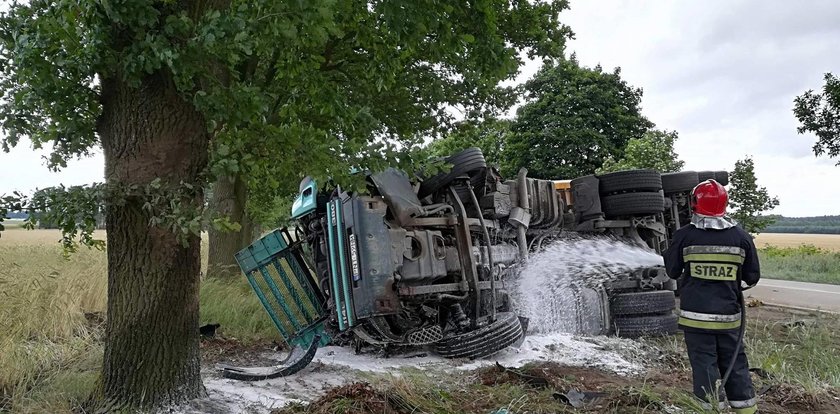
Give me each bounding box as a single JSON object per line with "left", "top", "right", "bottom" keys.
{"left": 196, "top": 305, "right": 840, "bottom": 414}
{"left": 264, "top": 359, "right": 840, "bottom": 414}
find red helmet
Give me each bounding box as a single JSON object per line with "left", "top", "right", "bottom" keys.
{"left": 691, "top": 179, "right": 728, "bottom": 217}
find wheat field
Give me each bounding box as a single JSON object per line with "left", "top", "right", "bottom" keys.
{"left": 0, "top": 228, "right": 275, "bottom": 412}
{"left": 754, "top": 233, "right": 840, "bottom": 251}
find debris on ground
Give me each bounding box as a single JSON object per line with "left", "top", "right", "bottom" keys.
{"left": 186, "top": 332, "right": 649, "bottom": 413}
{"left": 747, "top": 298, "right": 763, "bottom": 307}
{"left": 553, "top": 388, "right": 607, "bottom": 408}
{"left": 200, "top": 323, "right": 221, "bottom": 338}
{"left": 278, "top": 382, "right": 393, "bottom": 414}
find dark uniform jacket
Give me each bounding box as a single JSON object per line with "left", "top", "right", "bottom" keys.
{"left": 664, "top": 224, "right": 760, "bottom": 333}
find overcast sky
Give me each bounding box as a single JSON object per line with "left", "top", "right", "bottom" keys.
{"left": 1, "top": 1, "right": 839, "bottom": 216}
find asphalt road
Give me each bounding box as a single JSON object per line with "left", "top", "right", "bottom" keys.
{"left": 746, "top": 279, "right": 840, "bottom": 313}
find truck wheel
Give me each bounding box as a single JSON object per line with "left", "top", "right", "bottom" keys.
{"left": 610, "top": 290, "right": 676, "bottom": 316}
{"left": 419, "top": 147, "right": 487, "bottom": 198}
{"left": 714, "top": 170, "right": 729, "bottom": 186}
{"left": 661, "top": 171, "right": 699, "bottom": 194}
{"left": 571, "top": 175, "right": 603, "bottom": 223}
{"left": 435, "top": 312, "right": 524, "bottom": 359}
{"left": 601, "top": 192, "right": 665, "bottom": 217}
{"left": 697, "top": 170, "right": 716, "bottom": 182}
{"left": 613, "top": 314, "right": 678, "bottom": 338}
{"left": 597, "top": 169, "right": 662, "bottom": 195}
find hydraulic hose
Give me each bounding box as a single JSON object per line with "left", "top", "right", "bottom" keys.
{"left": 466, "top": 179, "right": 496, "bottom": 322}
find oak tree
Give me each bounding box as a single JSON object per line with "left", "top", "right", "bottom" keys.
{"left": 502, "top": 56, "right": 653, "bottom": 179}
{"left": 1, "top": 0, "right": 570, "bottom": 409}
{"left": 794, "top": 72, "right": 840, "bottom": 164}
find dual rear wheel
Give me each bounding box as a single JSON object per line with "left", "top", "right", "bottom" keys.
{"left": 610, "top": 290, "right": 678, "bottom": 338}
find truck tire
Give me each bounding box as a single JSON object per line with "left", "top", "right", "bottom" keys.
{"left": 571, "top": 175, "right": 603, "bottom": 222}
{"left": 613, "top": 314, "right": 678, "bottom": 338}
{"left": 661, "top": 171, "right": 699, "bottom": 194}
{"left": 601, "top": 192, "right": 665, "bottom": 218}
{"left": 435, "top": 312, "right": 523, "bottom": 359}
{"left": 610, "top": 290, "right": 676, "bottom": 316}
{"left": 419, "top": 147, "right": 487, "bottom": 198}
{"left": 597, "top": 169, "right": 662, "bottom": 195}
{"left": 714, "top": 170, "right": 729, "bottom": 186}
{"left": 697, "top": 170, "right": 716, "bottom": 182}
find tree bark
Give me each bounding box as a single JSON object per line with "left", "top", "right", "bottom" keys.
{"left": 207, "top": 175, "right": 260, "bottom": 278}
{"left": 97, "top": 72, "right": 209, "bottom": 409}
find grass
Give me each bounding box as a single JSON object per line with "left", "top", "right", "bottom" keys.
{"left": 0, "top": 231, "right": 107, "bottom": 413}
{"left": 758, "top": 244, "right": 840, "bottom": 284}
{"left": 746, "top": 313, "right": 840, "bottom": 393}
{"left": 752, "top": 233, "right": 840, "bottom": 284}
{"left": 0, "top": 229, "right": 275, "bottom": 412}
{"left": 199, "top": 277, "right": 282, "bottom": 343}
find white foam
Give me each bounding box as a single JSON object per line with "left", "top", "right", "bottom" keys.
{"left": 513, "top": 237, "right": 664, "bottom": 333}
{"left": 185, "top": 331, "right": 648, "bottom": 413}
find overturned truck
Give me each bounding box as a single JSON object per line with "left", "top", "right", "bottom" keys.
{"left": 219, "top": 148, "right": 726, "bottom": 380}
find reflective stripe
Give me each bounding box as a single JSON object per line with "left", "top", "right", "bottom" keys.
{"left": 680, "top": 310, "right": 741, "bottom": 322}
{"left": 730, "top": 398, "right": 757, "bottom": 408}
{"left": 689, "top": 263, "right": 738, "bottom": 281}
{"left": 683, "top": 245, "right": 746, "bottom": 256}
{"left": 678, "top": 316, "right": 742, "bottom": 330}
{"left": 699, "top": 401, "right": 728, "bottom": 411}
{"left": 684, "top": 253, "right": 745, "bottom": 264}
{"left": 732, "top": 406, "right": 758, "bottom": 414}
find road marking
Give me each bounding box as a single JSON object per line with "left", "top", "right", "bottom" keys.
{"left": 757, "top": 284, "right": 840, "bottom": 295}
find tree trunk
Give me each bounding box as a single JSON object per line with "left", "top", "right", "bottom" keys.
{"left": 97, "top": 72, "right": 209, "bottom": 409}
{"left": 207, "top": 175, "right": 260, "bottom": 278}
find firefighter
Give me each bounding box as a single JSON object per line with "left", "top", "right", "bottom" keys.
{"left": 664, "top": 179, "right": 760, "bottom": 413}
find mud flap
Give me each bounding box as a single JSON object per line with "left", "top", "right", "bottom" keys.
{"left": 217, "top": 334, "right": 322, "bottom": 381}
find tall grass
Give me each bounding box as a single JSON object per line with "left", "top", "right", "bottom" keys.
{"left": 0, "top": 239, "right": 107, "bottom": 413}
{"left": 199, "top": 277, "right": 281, "bottom": 343}
{"left": 758, "top": 244, "right": 840, "bottom": 284}
{"left": 0, "top": 230, "right": 277, "bottom": 412}
{"left": 746, "top": 314, "right": 840, "bottom": 393}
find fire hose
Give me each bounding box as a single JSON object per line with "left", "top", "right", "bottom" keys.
{"left": 720, "top": 280, "right": 755, "bottom": 389}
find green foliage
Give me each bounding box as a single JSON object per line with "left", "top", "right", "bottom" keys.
{"left": 729, "top": 156, "right": 780, "bottom": 234}
{"left": 1, "top": 0, "right": 573, "bottom": 234}
{"left": 764, "top": 215, "right": 840, "bottom": 234}
{"left": 0, "top": 185, "right": 106, "bottom": 252}
{"left": 794, "top": 73, "right": 840, "bottom": 164}
{"left": 598, "top": 129, "right": 685, "bottom": 173}
{"left": 425, "top": 118, "right": 511, "bottom": 166}
{"left": 502, "top": 57, "right": 653, "bottom": 179}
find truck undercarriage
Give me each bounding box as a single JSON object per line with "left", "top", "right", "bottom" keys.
{"left": 220, "top": 148, "right": 725, "bottom": 380}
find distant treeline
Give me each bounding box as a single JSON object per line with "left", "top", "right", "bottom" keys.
{"left": 764, "top": 215, "right": 840, "bottom": 234}
{"left": 3, "top": 212, "right": 28, "bottom": 219}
